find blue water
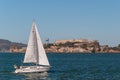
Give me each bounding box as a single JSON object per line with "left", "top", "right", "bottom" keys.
{"left": 0, "top": 53, "right": 120, "bottom": 80}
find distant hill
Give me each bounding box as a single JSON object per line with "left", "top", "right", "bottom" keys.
{"left": 0, "top": 39, "right": 27, "bottom": 51}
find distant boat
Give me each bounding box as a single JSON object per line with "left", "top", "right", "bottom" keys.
{"left": 14, "top": 21, "right": 50, "bottom": 73}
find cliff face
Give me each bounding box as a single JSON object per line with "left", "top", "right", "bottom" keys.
{"left": 45, "top": 39, "right": 100, "bottom": 53}
{"left": 45, "top": 39, "right": 120, "bottom": 53}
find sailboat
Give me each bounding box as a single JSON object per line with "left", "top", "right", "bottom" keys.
{"left": 14, "top": 21, "right": 50, "bottom": 73}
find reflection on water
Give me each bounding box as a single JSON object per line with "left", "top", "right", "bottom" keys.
{"left": 21, "top": 72, "right": 49, "bottom": 80}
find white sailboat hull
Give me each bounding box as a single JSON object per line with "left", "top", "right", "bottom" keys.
{"left": 15, "top": 66, "right": 50, "bottom": 73}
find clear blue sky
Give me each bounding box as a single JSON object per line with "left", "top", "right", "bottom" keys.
{"left": 0, "top": 0, "right": 120, "bottom": 46}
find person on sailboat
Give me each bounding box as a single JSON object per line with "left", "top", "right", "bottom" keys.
{"left": 14, "top": 64, "right": 20, "bottom": 69}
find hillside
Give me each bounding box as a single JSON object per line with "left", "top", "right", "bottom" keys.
{"left": 0, "top": 39, "right": 27, "bottom": 51}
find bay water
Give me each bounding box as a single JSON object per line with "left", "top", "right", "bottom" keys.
{"left": 0, "top": 53, "right": 120, "bottom": 80}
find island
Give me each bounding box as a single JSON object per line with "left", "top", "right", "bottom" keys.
{"left": 44, "top": 39, "right": 120, "bottom": 53}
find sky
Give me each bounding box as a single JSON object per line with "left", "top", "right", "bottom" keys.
{"left": 0, "top": 0, "right": 120, "bottom": 46}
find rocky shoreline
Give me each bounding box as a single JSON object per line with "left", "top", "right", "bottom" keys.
{"left": 44, "top": 39, "right": 120, "bottom": 53}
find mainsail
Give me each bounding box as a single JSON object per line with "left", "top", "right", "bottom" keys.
{"left": 23, "top": 22, "right": 50, "bottom": 66}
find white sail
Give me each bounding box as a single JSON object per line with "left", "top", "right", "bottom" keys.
{"left": 24, "top": 22, "right": 38, "bottom": 63}
{"left": 23, "top": 22, "right": 49, "bottom": 66}
{"left": 35, "top": 25, "right": 50, "bottom": 66}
